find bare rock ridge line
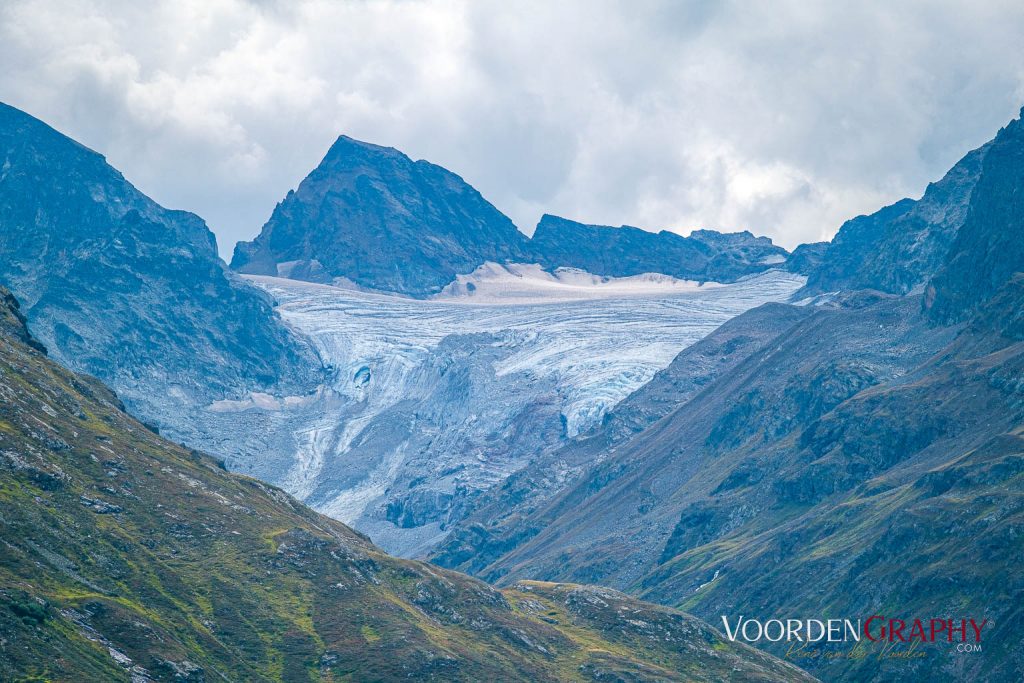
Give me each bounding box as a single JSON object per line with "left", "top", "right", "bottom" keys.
{"left": 229, "top": 132, "right": 808, "bottom": 297}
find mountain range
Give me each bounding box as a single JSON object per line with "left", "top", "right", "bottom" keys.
{"left": 230, "top": 134, "right": 802, "bottom": 296}
{"left": 1, "top": 98, "right": 1023, "bottom": 681}
{"left": 432, "top": 108, "right": 1024, "bottom": 681}
{"left": 0, "top": 101, "right": 810, "bottom": 560}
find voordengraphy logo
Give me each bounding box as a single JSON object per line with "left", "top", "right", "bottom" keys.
{"left": 721, "top": 616, "right": 990, "bottom": 662}
{"left": 721, "top": 616, "right": 988, "bottom": 644}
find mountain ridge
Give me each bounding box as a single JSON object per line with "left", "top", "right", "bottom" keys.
{"left": 529, "top": 213, "right": 792, "bottom": 283}
{"left": 230, "top": 136, "right": 800, "bottom": 295}
{"left": 431, "top": 107, "right": 1024, "bottom": 681}
{"left": 230, "top": 134, "right": 532, "bottom": 296}
{"left": 0, "top": 100, "right": 319, "bottom": 450}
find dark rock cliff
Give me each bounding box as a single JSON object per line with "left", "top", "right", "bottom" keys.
{"left": 231, "top": 135, "right": 531, "bottom": 296}
{"left": 529, "top": 214, "right": 791, "bottom": 282}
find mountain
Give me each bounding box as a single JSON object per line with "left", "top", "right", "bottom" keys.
{"left": 231, "top": 137, "right": 798, "bottom": 297}
{"left": 432, "top": 109, "right": 1024, "bottom": 681}
{"left": 231, "top": 136, "right": 531, "bottom": 296}
{"left": 433, "top": 290, "right": 958, "bottom": 581}
{"left": 0, "top": 286, "right": 813, "bottom": 683}
{"left": 927, "top": 107, "right": 1024, "bottom": 322}
{"left": 430, "top": 301, "right": 819, "bottom": 575}
{"left": 0, "top": 103, "right": 809, "bottom": 562}
{"left": 0, "top": 101, "right": 317, "bottom": 448}
{"left": 783, "top": 241, "right": 829, "bottom": 276}
{"left": 799, "top": 138, "right": 989, "bottom": 296}
{"left": 529, "top": 214, "right": 790, "bottom": 283}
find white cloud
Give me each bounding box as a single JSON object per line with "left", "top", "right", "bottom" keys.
{"left": 1, "top": 0, "right": 1023, "bottom": 254}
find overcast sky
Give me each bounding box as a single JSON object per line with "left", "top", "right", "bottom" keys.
{"left": 2, "top": 0, "right": 1023, "bottom": 256}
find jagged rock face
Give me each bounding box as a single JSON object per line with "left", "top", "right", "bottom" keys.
{"left": 529, "top": 214, "right": 791, "bottom": 282}
{"left": 0, "top": 287, "right": 47, "bottom": 355}
{"left": 927, "top": 107, "right": 1024, "bottom": 322}
{"left": 783, "top": 241, "right": 829, "bottom": 275}
{"left": 801, "top": 140, "right": 988, "bottom": 296}
{"left": 0, "top": 288, "right": 814, "bottom": 683}
{"left": 231, "top": 136, "right": 530, "bottom": 296}
{"left": 0, "top": 102, "right": 315, "bottom": 443}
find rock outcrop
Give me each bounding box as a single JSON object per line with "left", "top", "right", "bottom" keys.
{"left": 800, "top": 138, "right": 989, "bottom": 296}
{"left": 927, "top": 107, "right": 1024, "bottom": 321}
{"left": 529, "top": 214, "right": 790, "bottom": 282}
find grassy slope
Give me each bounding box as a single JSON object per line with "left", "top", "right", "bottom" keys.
{"left": 0, "top": 286, "right": 814, "bottom": 682}
{"left": 445, "top": 284, "right": 1024, "bottom": 681}
{"left": 652, "top": 278, "right": 1024, "bottom": 681}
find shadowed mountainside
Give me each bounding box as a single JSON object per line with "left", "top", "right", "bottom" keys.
{"left": 231, "top": 135, "right": 532, "bottom": 296}
{"left": 799, "top": 136, "right": 989, "bottom": 297}
{"left": 529, "top": 214, "right": 791, "bottom": 283}
{"left": 0, "top": 101, "right": 318, "bottom": 445}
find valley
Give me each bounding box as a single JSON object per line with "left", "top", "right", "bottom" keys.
{"left": 3, "top": 93, "right": 1023, "bottom": 681}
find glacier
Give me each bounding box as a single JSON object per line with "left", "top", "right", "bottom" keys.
{"left": 206, "top": 264, "right": 804, "bottom": 556}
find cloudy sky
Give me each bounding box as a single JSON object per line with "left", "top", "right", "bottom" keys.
{"left": 2, "top": 0, "right": 1023, "bottom": 256}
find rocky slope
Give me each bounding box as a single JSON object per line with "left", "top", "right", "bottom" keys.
{"left": 0, "top": 286, "right": 814, "bottom": 683}
{"left": 927, "top": 107, "right": 1024, "bottom": 322}
{"left": 0, "top": 101, "right": 317, "bottom": 449}
{"left": 529, "top": 214, "right": 790, "bottom": 283}
{"left": 433, "top": 108, "right": 1024, "bottom": 681}
{"left": 800, "top": 137, "right": 989, "bottom": 296}
{"left": 231, "top": 136, "right": 531, "bottom": 297}
{"left": 431, "top": 301, "right": 819, "bottom": 575}
{"left": 433, "top": 291, "right": 957, "bottom": 579}
{"left": 438, "top": 286, "right": 1024, "bottom": 683}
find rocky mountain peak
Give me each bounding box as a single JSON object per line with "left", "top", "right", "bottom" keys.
{"left": 324, "top": 133, "right": 405, "bottom": 160}
{"left": 799, "top": 132, "right": 991, "bottom": 297}
{"left": 926, "top": 106, "right": 1024, "bottom": 322}
{"left": 231, "top": 134, "right": 529, "bottom": 296}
